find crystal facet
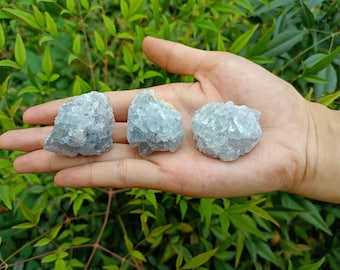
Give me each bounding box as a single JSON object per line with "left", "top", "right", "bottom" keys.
{"left": 192, "top": 101, "right": 262, "bottom": 161}
{"left": 44, "top": 91, "right": 115, "bottom": 157}
{"left": 127, "top": 90, "right": 184, "bottom": 156}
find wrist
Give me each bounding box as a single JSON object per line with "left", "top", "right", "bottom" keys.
{"left": 299, "top": 102, "right": 340, "bottom": 203}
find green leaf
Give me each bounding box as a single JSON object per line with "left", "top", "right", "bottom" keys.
{"left": 182, "top": 247, "right": 219, "bottom": 269}
{"left": 42, "top": 253, "right": 57, "bottom": 263}
{"left": 55, "top": 258, "right": 66, "bottom": 270}
{"left": 34, "top": 237, "right": 51, "bottom": 247}
{"left": 299, "top": 0, "right": 314, "bottom": 28}
{"left": 72, "top": 34, "right": 81, "bottom": 55}
{"left": 73, "top": 196, "right": 83, "bottom": 216}
{"left": 229, "top": 24, "right": 258, "bottom": 54}
{"left": 0, "top": 59, "right": 21, "bottom": 69}
{"left": 72, "top": 237, "right": 90, "bottom": 245}
{"left": 50, "top": 224, "right": 63, "bottom": 240}
{"left": 229, "top": 214, "right": 264, "bottom": 239}
{"left": 122, "top": 45, "right": 133, "bottom": 68}
{"left": 124, "top": 235, "right": 133, "bottom": 251}
{"left": 297, "top": 257, "right": 325, "bottom": 270}
{"left": 302, "top": 74, "right": 327, "bottom": 84}
{"left": 248, "top": 205, "right": 279, "bottom": 227}
{"left": 255, "top": 240, "right": 280, "bottom": 266}
{"left": 12, "top": 222, "right": 35, "bottom": 229}
{"left": 3, "top": 8, "right": 40, "bottom": 29}
{"left": 235, "top": 231, "right": 244, "bottom": 267}
{"left": 200, "top": 198, "right": 214, "bottom": 228}
{"left": 176, "top": 246, "right": 184, "bottom": 268}
{"left": 130, "top": 250, "right": 147, "bottom": 262}
{"left": 120, "top": 0, "right": 129, "bottom": 19}
{"left": 72, "top": 76, "right": 91, "bottom": 95}
{"left": 15, "top": 34, "right": 26, "bottom": 68}
{"left": 148, "top": 224, "right": 172, "bottom": 238}
{"left": 33, "top": 5, "right": 45, "bottom": 27}
{"left": 0, "top": 23, "right": 5, "bottom": 51}
{"left": 305, "top": 46, "right": 340, "bottom": 75}
{"left": 249, "top": 23, "right": 275, "bottom": 56}
{"left": 317, "top": 90, "right": 340, "bottom": 107}
{"left": 0, "top": 76, "right": 9, "bottom": 97}
{"left": 66, "top": 0, "right": 76, "bottom": 14}
{"left": 264, "top": 30, "right": 305, "bottom": 57}
{"left": 18, "top": 200, "right": 35, "bottom": 224}
{"left": 70, "top": 258, "right": 85, "bottom": 268}
{"left": 102, "top": 15, "right": 116, "bottom": 36}
{"left": 45, "top": 12, "right": 57, "bottom": 38}
{"left": 39, "top": 35, "right": 54, "bottom": 46}
{"left": 80, "top": 0, "right": 90, "bottom": 10}
{"left": 94, "top": 31, "right": 105, "bottom": 53}
{"left": 41, "top": 46, "right": 53, "bottom": 76}
{"left": 236, "top": 0, "right": 254, "bottom": 14}
{"left": 0, "top": 158, "right": 12, "bottom": 169}
{"left": 0, "top": 185, "right": 12, "bottom": 210}
{"left": 9, "top": 97, "right": 23, "bottom": 118}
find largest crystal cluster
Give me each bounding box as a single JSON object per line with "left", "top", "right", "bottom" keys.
{"left": 44, "top": 91, "right": 115, "bottom": 157}
{"left": 127, "top": 90, "right": 184, "bottom": 156}
{"left": 192, "top": 101, "right": 262, "bottom": 161}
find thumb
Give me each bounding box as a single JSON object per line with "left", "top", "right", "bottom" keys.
{"left": 142, "top": 36, "right": 219, "bottom": 77}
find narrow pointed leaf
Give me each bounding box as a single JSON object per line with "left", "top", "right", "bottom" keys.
{"left": 182, "top": 247, "right": 219, "bottom": 269}
{"left": 305, "top": 46, "right": 340, "bottom": 75}
{"left": 15, "top": 34, "right": 26, "bottom": 67}
{"left": 230, "top": 24, "right": 258, "bottom": 54}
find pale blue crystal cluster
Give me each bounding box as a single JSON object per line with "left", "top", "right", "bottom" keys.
{"left": 127, "top": 90, "right": 184, "bottom": 156}
{"left": 44, "top": 90, "right": 261, "bottom": 161}
{"left": 192, "top": 101, "right": 262, "bottom": 161}
{"left": 44, "top": 91, "right": 114, "bottom": 157}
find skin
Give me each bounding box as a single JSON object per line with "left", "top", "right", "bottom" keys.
{"left": 0, "top": 37, "right": 339, "bottom": 202}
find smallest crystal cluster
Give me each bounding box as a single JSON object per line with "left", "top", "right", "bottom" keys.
{"left": 44, "top": 91, "right": 114, "bottom": 157}
{"left": 127, "top": 90, "right": 184, "bottom": 156}
{"left": 192, "top": 101, "right": 262, "bottom": 161}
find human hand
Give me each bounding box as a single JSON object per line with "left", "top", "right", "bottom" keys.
{"left": 0, "top": 37, "right": 311, "bottom": 198}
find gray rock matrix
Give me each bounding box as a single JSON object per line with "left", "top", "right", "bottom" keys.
{"left": 192, "top": 101, "right": 262, "bottom": 161}
{"left": 44, "top": 91, "right": 115, "bottom": 157}
{"left": 127, "top": 90, "right": 184, "bottom": 156}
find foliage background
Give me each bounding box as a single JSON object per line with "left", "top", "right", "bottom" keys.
{"left": 0, "top": 0, "right": 339, "bottom": 269}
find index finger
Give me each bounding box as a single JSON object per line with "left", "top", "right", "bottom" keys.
{"left": 23, "top": 90, "right": 140, "bottom": 125}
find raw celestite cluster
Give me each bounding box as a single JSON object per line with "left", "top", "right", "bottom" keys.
{"left": 127, "top": 90, "right": 184, "bottom": 156}
{"left": 44, "top": 91, "right": 115, "bottom": 157}
{"left": 192, "top": 101, "right": 262, "bottom": 161}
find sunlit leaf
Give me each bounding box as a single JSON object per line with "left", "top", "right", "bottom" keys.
{"left": 0, "top": 23, "right": 5, "bottom": 51}
{"left": 0, "top": 185, "right": 12, "bottom": 210}
{"left": 33, "top": 5, "right": 45, "bottom": 27}
{"left": 94, "top": 31, "right": 105, "bottom": 53}
{"left": 15, "top": 34, "right": 26, "bottom": 68}
{"left": 3, "top": 8, "right": 40, "bottom": 29}
{"left": 317, "top": 90, "right": 340, "bottom": 107}
{"left": 0, "top": 60, "right": 21, "bottom": 69}
{"left": 102, "top": 15, "right": 116, "bottom": 36}
{"left": 230, "top": 24, "right": 258, "bottom": 54}
{"left": 45, "top": 12, "right": 57, "bottom": 38}
{"left": 34, "top": 237, "right": 51, "bottom": 247}
{"left": 305, "top": 46, "right": 340, "bottom": 75}
{"left": 182, "top": 247, "right": 219, "bottom": 269}
{"left": 131, "top": 250, "right": 147, "bottom": 262}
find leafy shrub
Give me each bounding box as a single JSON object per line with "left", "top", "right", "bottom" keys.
{"left": 0, "top": 0, "right": 339, "bottom": 269}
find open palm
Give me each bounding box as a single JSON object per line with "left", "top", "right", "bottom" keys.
{"left": 0, "top": 37, "right": 309, "bottom": 198}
